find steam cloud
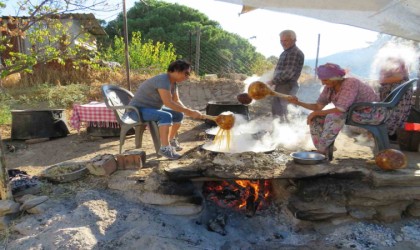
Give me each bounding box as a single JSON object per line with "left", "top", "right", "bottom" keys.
{"left": 204, "top": 112, "right": 313, "bottom": 153}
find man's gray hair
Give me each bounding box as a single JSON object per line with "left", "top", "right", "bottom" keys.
{"left": 280, "top": 30, "right": 296, "bottom": 40}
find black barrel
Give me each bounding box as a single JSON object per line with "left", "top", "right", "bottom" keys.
{"left": 11, "top": 109, "right": 70, "bottom": 140}
{"left": 205, "top": 101, "right": 249, "bottom": 126}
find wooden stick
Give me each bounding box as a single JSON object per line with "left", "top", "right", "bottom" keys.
{"left": 201, "top": 115, "right": 217, "bottom": 121}
{"left": 270, "top": 90, "right": 292, "bottom": 100}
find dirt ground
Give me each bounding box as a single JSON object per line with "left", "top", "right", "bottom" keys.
{"left": 1, "top": 77, "right": 420, "bottom": 249}
{"left": 1, "top": 118, "right": 207, "bottom": 175}
{"left": 1, "top": 114, "right": 420, "bottom": 249}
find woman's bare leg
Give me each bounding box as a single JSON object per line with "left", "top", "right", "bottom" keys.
{"left": 159, "top": 125, "right": 170, "bottom": 146}
{"left": 169, "top": 123, "right": 181, "bottom": 140}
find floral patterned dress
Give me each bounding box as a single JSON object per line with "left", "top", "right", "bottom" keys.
{"left": 310, "top": 77, "right": 379, "bottom": 153}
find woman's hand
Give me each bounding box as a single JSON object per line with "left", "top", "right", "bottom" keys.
{"left": 307, "top": 111, "right": 322, "bottom": 125}
{"left": 187, "top": 109, "right": 202, "bottom": 119}
{"left": 287, "top": 95, "right": 299, "bottom": 104}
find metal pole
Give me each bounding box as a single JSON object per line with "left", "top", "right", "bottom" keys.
{"left": 314, "top": 33, "right": 320, "bottom": 79}
{"left": 122, "top": 0, "right": 131, "bottom": 90}
{"left": 195, "top": 26, "right": 201, "bottom": 75}
{"left": 189, "top": 30, "right": 192, "bottom": 63}
{"left": 416, "top": 56, "right": 420, "bottom": 108}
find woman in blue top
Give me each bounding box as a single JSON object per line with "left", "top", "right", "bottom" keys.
{"left": 130, "top": 60, "right": 202, "bottom": 160}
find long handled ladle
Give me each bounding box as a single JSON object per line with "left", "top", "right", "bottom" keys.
{"left": 201, "top": 114, "right": 235, "bottom": 130}
{"left": 248, "top": 81, "right": 292, "bottom": 100}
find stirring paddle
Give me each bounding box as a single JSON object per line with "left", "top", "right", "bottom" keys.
{"left": 201, "top": 113, "right": 235, "bottom": 130}
{"left": 248, "top": 81, "right": 291, "bottom": 100}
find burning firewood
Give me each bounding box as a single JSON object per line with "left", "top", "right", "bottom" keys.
{"left": 207, "top": 214, "right": 227, "bottom": 236}
{"left": 203, "top": 179, "right": 272, "bottom": 216}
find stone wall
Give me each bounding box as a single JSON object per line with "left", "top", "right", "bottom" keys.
{"left": 178, "top": 79, "right": 246, "bottom": 111}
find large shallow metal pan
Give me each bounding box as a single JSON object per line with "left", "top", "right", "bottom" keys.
{"left": 290, "top": 151, "right": 326, "bottom": 165}
{"left": 201, "top": 141, "right": 276, "bottom": 154}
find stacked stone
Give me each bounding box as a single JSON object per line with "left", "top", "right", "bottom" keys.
{"left": 287, "top": 169, "right": 420, "bottom": 222}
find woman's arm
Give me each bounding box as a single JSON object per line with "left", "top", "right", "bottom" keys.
{"left": 289, "top": 97, "right": 325, "bottom": 111}
{"left": 171, "top": 88, "right": 185, "bottom": 107}
{"left": 158, "top": 89, "right": 201, "bottom": 118}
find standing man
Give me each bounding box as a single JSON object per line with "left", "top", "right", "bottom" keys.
{"left": 268, "top": 30, "right": 304, "bottom": 122}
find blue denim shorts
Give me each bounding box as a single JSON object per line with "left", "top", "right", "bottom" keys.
{"left": 138, "top": 107, "right": 184, "bottom": 126}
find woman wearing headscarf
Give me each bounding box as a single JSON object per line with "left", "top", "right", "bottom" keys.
{"left": 288, "top": 63, "right": 379, "bottom": 159}
{"left": 377, "top": 57, "right": 413, "bottom": 141}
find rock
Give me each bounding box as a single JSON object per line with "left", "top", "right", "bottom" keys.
{"left": 153, "top": 195, "right": 203, "bottom": 215}
{"left": 0, "top": 215, "right": 12, "bottom": 230}
{"left": 0, "top": 200, "right": 20, "bottom": 216}
{"left": 374, "top": 201, "right": 412, "bottom": 222}
{"left": 406, "top": 201, "right": 420, "bottom": 217}
{"left": 288, "top": 200, "right": 347, "bottom": 221}
{"left": 108, "top": 170, "right": 143, "bottom": 191}
{"left": 15, "top": 194, "right": 38, "bottom": 203}
{"left": 116, "top": 150, "right": 146, "bottom": 170}
{"left": 371, "top": 169, "right": 420, "bottom": 187}
{"left": 207, "top": 214, "right": 227, "bottom": 236}
{"left": 350, "top": 186, "right": 420, "bottom": 201}
{"left": 137, "top": 191, "right": 191, "bottom": 205}
{"left": 26, "top": 201, "right": 52, "bottom": 214}
{"left": 347, "top": 206, "right": 377, "bottom": 219}
{"left": 87, "top": 154, "right": 117, "bottom": 176}
{"left": 20, "top": 196, "right": 49, "bottom": 211}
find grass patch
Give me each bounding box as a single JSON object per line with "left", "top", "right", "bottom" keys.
{"left": 0, "top": 104, "right": 11, "bottom": 125}
{"left": 0, "top": 84, "right": 94, "bottom": 125}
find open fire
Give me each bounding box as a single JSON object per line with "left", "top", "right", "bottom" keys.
{"left": 203, "top": 180, "right": 272, "bottom": 216}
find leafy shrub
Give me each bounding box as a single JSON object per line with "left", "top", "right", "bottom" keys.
{"left": 102, "top": 31, "right": 177, "bottom": 75}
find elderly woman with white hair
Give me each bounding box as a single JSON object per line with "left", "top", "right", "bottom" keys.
{"left": 288, "top": 63, "right": 379, "bottom": 159}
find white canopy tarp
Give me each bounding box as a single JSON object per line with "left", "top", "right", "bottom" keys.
{"left": 215, "top": 0, "right": 420, "bottom": 42}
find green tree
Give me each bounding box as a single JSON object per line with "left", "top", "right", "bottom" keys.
{"left": 104, "top": 0, "right": 270, "bottom": 76}
{"left": 0, "top": 1, "right": 120, "bottom": 199}
{"left": 0, "top": 0, "right": 117, "bottom": 79}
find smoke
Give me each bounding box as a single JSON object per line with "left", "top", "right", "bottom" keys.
{"left": 243, "top": 70, "right": 274, "bottom": 92}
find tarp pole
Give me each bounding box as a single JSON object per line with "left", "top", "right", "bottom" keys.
{"left": 315, "top": 33, "right": 320, "bottom": 79}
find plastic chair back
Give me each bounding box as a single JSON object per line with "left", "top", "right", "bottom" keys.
{"left": 345, "top": 79, "right": 417, "bottom": 153}
{"left": 101, "top": 84, "right": 161, "bottom": 154}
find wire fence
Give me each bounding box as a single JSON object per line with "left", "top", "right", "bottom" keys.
{"left": 175, "top": 31, "right": 273, "bottom": 77}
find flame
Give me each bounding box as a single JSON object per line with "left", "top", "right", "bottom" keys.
{"left": 203, "top": 180, "right": 272, "bottom": 213}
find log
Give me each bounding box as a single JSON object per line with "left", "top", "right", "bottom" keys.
{"left": 0, "top": 134, "right": 13, "bottom": 200}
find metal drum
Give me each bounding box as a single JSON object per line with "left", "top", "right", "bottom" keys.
{"left": 11, "top": 109, "right": 70, "bottom": 140}
{"left": 205, "top": 101, "right": 249, "bottom": 126}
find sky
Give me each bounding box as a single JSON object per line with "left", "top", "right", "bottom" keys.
{"left": 159, "top": 0, "right": 380, "bottom": 59}
{"left": 2, "top": 0, "right": 380, "bottom": 59}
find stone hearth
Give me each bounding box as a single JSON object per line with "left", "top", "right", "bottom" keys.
{"left": 108, "top": 145, "right": 420, "bottom": 223}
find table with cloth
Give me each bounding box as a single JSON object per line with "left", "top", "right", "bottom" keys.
{"left": 70, "top": 102, "right": 120, "bottom": 135}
